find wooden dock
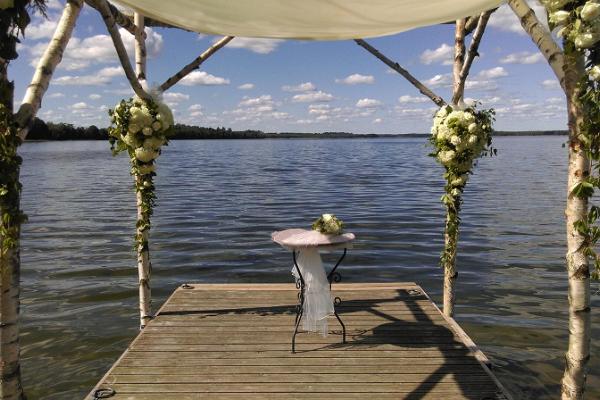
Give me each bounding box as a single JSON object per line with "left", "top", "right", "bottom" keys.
{"left": 87, "top": 283, "right": 511, "bottom": 399}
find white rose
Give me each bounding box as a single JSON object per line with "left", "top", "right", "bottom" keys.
{"left": 138, "top": 164, "right": 156, "bottom": 175}
{"left": 450, "top": 135, "right": 461, "bottom": 146}
{"left": 468, "top": 135, "right": 478, "bottom": 145}
{"left": 152, "top": 121, "right": 162, "bottom": 131}
{"left": 135, "top": 147, "right": 159, "bottom": 163}
{"left": 589, "top": 65, "right": 600, "bottom": 81}
{"left": 581, "top": 2, "right": 600, "bottom": 21}
{"left": 438, "top": 150, "right": 456, "bottom": 165}
{"left": 128, "top": 123, "right": 141, "bottom": 134}
{"left": 468, "top": 123, "right": 478, "bottom": 133}
{"left": 575, "top": 32, "right": 600, "bottom": 48}
{"left": 143, "top": 136, "right": 165, "bottom": 150}
{"left": 142, "top": 127, "right": 153, "bottom": 136}
{"left": 549, "top": 10, "right": 570, "bottom": 25}
{"left": 322, "top": 214, "right": 333, "bottom": 222}
{"left": 122, "top": 133, "right": 141, "bottom": 148}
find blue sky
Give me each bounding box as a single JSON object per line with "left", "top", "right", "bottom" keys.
{"left": 11, "top": 0, "right": 565, "bottom": 134}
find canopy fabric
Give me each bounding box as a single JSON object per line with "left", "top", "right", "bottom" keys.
{"left": 113, "top": 0, "right": 504, "bottom": 40}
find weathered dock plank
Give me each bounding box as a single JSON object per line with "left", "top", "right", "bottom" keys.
{"left": 87, "top": 283, "right": 511, "bottom": 400}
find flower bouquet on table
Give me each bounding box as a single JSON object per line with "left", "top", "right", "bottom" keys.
{"left": 311, "top": 213, "right": 344, "bottom": 235}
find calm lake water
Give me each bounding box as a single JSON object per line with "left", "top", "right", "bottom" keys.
{"left": 18, "top": 137, "right": 600, "bottom": 399}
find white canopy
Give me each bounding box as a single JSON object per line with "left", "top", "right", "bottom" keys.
{"left": 113, "top": 0, "right": 504, "bottom": 40}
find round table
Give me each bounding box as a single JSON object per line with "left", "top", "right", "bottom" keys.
{"left": 272, "top": 229, "right": 355, "bottom": 352}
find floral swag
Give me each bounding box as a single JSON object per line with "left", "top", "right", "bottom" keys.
{"left": 430, "top": 105, "right": 495, "bottom": 274}
{"left": 107, "top": 96, "right": 174, "bottom": 249}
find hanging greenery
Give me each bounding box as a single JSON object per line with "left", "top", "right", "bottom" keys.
{"left": 547, "top": 0, "right": 600, "bottom": 279}
{"left": 0, "top": 104, "right": 26, "bottom": 258}
{"left": 429, "top": 105, "right": 495, "bottom": 273}
{"left": 107, "top": 96, "right": 174, "bottom": 250}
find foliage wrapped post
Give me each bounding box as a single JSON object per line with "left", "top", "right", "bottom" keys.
{"left": 430, "top": 106, "right": 495, "bottom": 318}
{"left": 108, "top": 97, "right": 174, "bottom": 329}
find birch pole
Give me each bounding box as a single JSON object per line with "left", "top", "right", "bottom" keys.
{"left": 133, "top": 12, "right": 153, "bottom": 329}
{"left": 508, "top": 0, "right": 589, "bottom": 398}
{"left": 440, "top": 19, "right": 468, "bottom": 319}
{"left": 0, "top": 2, "right": 82, "bottom": 399}
{"left": 354, "top": 39, "right": 446, "bottom": 106}
{"left": 562, "top": 45, "right": 590, "bottom": 400}
{"left": 88, "top": 0, "right": 150, "bottom": 101}
{"left": 15, "top": 0, "right": 83, "bottom": 138}
{"left": 159, "top": 36, "right": 234, "bottom": 92}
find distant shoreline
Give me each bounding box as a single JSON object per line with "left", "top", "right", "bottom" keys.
{"left": 25, "top": 118, "right": 567, "bottom": 141}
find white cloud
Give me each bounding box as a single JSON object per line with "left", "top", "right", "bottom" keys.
{"left": 163, "top": 92, "right": 190, "bottom": 104}
{"left": 27, "top": 18, "right": 58, "bottom": 40}
{"left": 335, "top": 73, "right": 375, "bottom": 85}
{"left": 373, "top": 118, "right": 382, "bottom": 124}
{"left": 282, "top": 82, "right": 316, "bottom": 92}
{"left": 499, "top": 51, "right": 544, "bottom": 64}
{"left": 239, "top": 95, "right": 273, "bottom": 107}
{"left": 356, "top": 98, "right": 382, "bottom": 108}
{"left": 292, "top": 91, "right": 333, "bottom": 103}
{"left": 26, "top": 27, "right": 163, "bottom": 71}
{"left": 89, "top": 94, "right": 102, "bottom": 100}
{"left": 222, "top": 37, "right": 284, "bottom": 54}
{"left": 420, "top": 43, "right": 453, "bottom": 65}
{"left": 295, "top": 119, "right": 314, "bottom": 124}
{"left": 54, "top": 66, "right": 124, "bottom": 86}
{"left": 225, "top": 94, "right": 289, "bottom": 123}
{"left": 188, "top": 104, "right": 203, "bottom": 117}
{"left": 308, "top": 104, "right": 331, "bottom": 115}
{"left": 48, "top": 92, "right": 65, "bottom": 98}
{"left": 398, "top": 95, "right": 428, "bottom": 104}
{"left": 477, "top": 67, "right": 508, "bottom": 79}
{"left": 542, "top": 79, "right": 560, "bottom": 89}
{"left": 237, "top": 83, "right": 255, "bottom": 90}
{"left": 180, "top": 71, "right": 230, "bottom": 86}
{"left": 72, "top": 102, "right": 89, "bottom": 110}
{"left": 425, "top": 73, "right": 452, "bottom": 88}
{"left": 466, "top": 80, "right": 498, "bottom": 91}
{"left": 488, "top": 1, "right": 548, "bottom": 35}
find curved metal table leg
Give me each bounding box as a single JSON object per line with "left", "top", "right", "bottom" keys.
{"left": 292, "top": 250, "right": 305, "bottom": 353}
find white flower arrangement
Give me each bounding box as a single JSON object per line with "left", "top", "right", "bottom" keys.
{"left": 429, "top": 104, "right": 495, "bottom": 206}
{"left": 543, "top": 0, "right": 600, "bottom": 80}
{"left": 430, "top": 104, "right": 495, "bottom": 272}
{"left": 108, "top": 96, "right": 174, "bottom": 249}
{"left": 312, "top": 213, "right": 345, "bottom": 235}
{"left": 108, "top": 96, "right": 174, "bottom": 176}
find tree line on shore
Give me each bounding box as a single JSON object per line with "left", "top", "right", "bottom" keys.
{"left": 25, "top": 118, "right": 567, "bottom": 141}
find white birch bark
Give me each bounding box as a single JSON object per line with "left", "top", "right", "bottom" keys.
{"left": 159, "top": 36, "right": 234, "bottom": 92}
{"left": 561, "top": 45, "right": 591, "bottom": 400}
{"left": 133, "top": 13, "right": 153, "bottom": 329}
{"left": 354, "top": 39, "right": 446, "bottom": 107}
{"left": 134, "top": 13, "right": 146, "bottom": 82}
{"left": 15, "top": 0, "right": 84, "bottom": 139}
{"left": 88, "top": 0, "right": 150, "bottom": 101}
{"left": 509, "top": 1, "right": 589, "bottom": 397}
{"left": 451, "top": 11, "right": 493, "bottom": 105}
{"left": 1, "top": 2, "right": 82, "bottom": 399}
{"left": 507, "top": 0, "right": 565, "bottom": 90}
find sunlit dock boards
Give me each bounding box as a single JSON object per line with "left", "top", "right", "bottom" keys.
{"left": 87, "top": 283, "right": 511, "bottom": 400}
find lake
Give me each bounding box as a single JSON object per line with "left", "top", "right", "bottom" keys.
{"left": 18, "top": 137, "right": 600, "bottom": 399}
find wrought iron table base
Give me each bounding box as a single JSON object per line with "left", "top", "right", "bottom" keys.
{"left": 291, "top": 248, "right": 347, "bottom": 353}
